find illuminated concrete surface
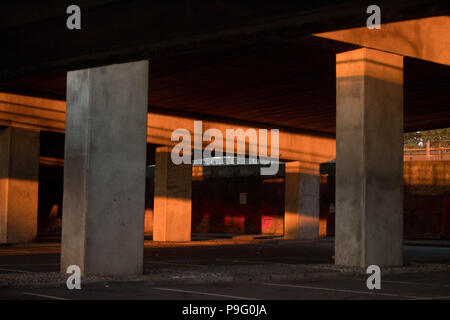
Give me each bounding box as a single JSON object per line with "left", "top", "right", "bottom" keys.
{"left": 0, "top": 127, "right": 39, "bottom": 244}
{"left": 153, "top": 146, "right": 192, "bottom": 242}
{"left": 315, "top": 16, "right": 450, "bottom": 66}
{"left": 335, "top": 48, "right": 404, "bottom": 267}
{"left": 0, "top": 92, "right": 336, "bottom": 163}
{"left": 60, "top": 60, "right": 148, "bottom": 276}
{"left": 404, "top": 161, "right": 450, "bottom": 187}
{"left": 284, "top": 161, "right": 320, "bottom": 240}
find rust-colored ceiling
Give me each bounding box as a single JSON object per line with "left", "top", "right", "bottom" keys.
{"left": 1, "top": 1, "right": 449, "bottom": 135}
{"left": 1, "top": 34, "right": 449, "bottom": 135}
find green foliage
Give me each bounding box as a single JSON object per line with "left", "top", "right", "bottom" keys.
{"left": 404, "top": 128, "right": 450, "bottom": 148}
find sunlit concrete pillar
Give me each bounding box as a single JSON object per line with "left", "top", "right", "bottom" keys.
{"left": 284, "top": 161, "right": 320, "bottom": 239}
{"left": 335, "top": 48, "right": 403, "bottom": 267}
{"left": 61, "top": 60, "right": 148, "bottom": 276}
{"left": 0, "top": 127, "right": 39, "bottom": 243}
{"left": 153, "top": 146, "right": 192, "bottom": 242}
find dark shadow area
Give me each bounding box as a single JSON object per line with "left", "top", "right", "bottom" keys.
{"left": 321, "top": 161, "right": 450, "bottom": 239}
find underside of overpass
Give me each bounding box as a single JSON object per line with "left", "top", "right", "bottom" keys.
{"left": 0, "top": 0, "right": 449, "bottom": 277}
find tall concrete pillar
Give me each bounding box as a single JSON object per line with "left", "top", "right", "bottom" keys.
{"left": 335, "top": 48, "right": 403, "bottom": 267}
{"left": 153, "top": 146, "right": 192, "bottom": 242}
{"left": 284, "top": 161, "right": 320, "bottom": 240}
{"left": 61, "top": 60, "right": 149, "bottom": 276}
{"left": 0, "top": 127, "right": 39, "bottom": 243}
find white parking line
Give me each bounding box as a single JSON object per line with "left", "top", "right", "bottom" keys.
{"left": 0, "top": 264, "right": 58, "bottom": 267}
{"left": 23, "top": 292, "right": 70, "bottom": 300}
{"left": 152, "top": 287, "right": 258, "bottom": 300}
{"left": 381, "top": 279, "right": 450, "bottom": 288}
{"left": 0, "top": 268, "right": 30, "bottom": 273}
{"left": 216, "top": 257, "right": 332, "bottom": 268}
{"left": 215, "top": 258, "right": 264, "bottom": 264}
{"left": 145, "top": 261, "right": 203, "bottom": 267}
{"left": 215, "top": 258, "right": 292, "bottom": 265}
{"left": 259, "top": 282, "right": 430, "bottom": 300}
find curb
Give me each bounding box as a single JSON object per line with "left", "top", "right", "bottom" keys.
{"left": 0, "top": 264, "right": 448, "bottom": 289}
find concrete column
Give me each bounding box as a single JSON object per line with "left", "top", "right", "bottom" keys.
{"left": 284, "top": 161, "right": 320, "bottom": 240}
{"left": 335, "top": 48, "right": 403, "bottom": 267}
{"left": 0, "top": 127, "right": 39, "bottom": 243}
{"left": 153, "top": 146, "right": 192, "bottom": 242}
{"left": 61, "top": 60, "right": 148, "bottom": 276}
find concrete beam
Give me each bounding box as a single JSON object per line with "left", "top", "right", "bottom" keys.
{"left": 0, "top": 127, "right": 39, "bottom": 243}
{"left": 0, "top": 92, "right": 336, "bottom": 163}
{"left": 315, "top": 16, "right": 450, "bottom": 66}
{"left": 335, "top": 48, "right": 404, "bottom": 267}
{"left": 147, "top": 113, "right": 335, "bottom": 164}
{"left": 284, "top": 161, "right": 320, "bottom": 240}
{"left": 0, "top": 92, "right": 65, "bottom": 132}
{"left": 60, "top": 60, "right": 148, "bottom": 276}
{"left": 153, "top": 146, "right": 192, "bottom": 242}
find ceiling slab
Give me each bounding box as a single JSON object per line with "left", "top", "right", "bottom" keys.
{"left": 315, "top": 16, "right": 450, "bottom": 66}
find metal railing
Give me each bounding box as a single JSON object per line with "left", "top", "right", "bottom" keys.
{"left": 404, "top": 140, "right": 450, "bottom": 161}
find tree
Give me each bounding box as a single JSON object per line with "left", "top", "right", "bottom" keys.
{"left": 404, "top": 128, "right": 450, "bottom": 148}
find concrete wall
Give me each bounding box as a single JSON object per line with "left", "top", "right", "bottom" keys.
{"left": 321, "top": 160, "right": 450, "bottom": 239}
{"left": 192, "top": 176, "right": 283, "bottom": 235}
{"left": 404, "top": 161, "right": 450, "bottom": 190}
{"left": 404, "top": 161, "right": 450, "bottom": 238}
{"left": 146, "top": 164, "right": 284, "bottom": 236}
{"left": 192, "top": 164, "right": 284, "bottom": 235}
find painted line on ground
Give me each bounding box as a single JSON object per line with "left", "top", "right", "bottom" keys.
{"left": 152, "top": 287, "right": 258, "bottom": 300}
{"left": 215, "top": 258, "right": 287, "bottom": 265}
{"left": 0, "top": 251, "right": 60, "bottom": 256}
{"left": 0, "top": 264, "right": 58, "bottom": 267}
{"left": 381, "top": 279, "right": 450, "bottom": 288}
{"left": 0, "top": 268, "right": 31, "bottom": 273}
{"left": 216, "top": 257, "right": 326, "bottom": 268}
{"left": 215, "top": 258, "right": 268, "bottom": 264}
{"left": 23, "top": 292, "right": 70, "bottom": 300}
{"left": 215, "top": 257, "right": 333, "bottom": 268}
{"left": 259, "top": 282, "right": 430, "bottom": 300}
{"left": 145, "top": 261, "right": 203, "bottom": 267}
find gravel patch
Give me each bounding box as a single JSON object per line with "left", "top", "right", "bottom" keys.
{"left": 1, "top": 262, "right": 448, "bottom": 289}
